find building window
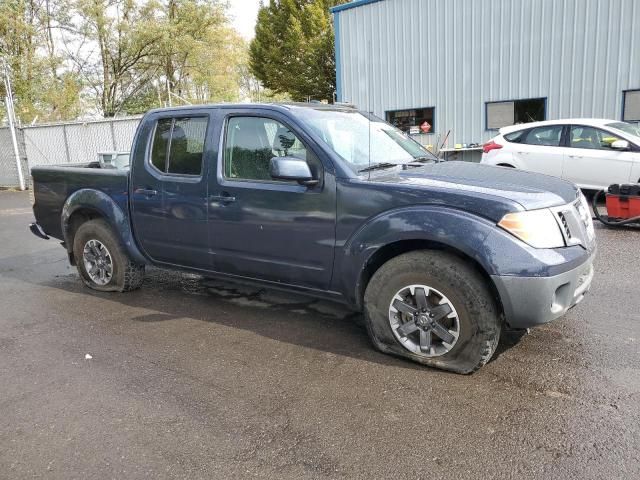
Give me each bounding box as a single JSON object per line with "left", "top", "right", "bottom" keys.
{"left": 486, "top": 98, "right": 546, "bottom": 130}
{"left": 623, "top": 90, "right": 640, "bottom": 122}
{"left": 386, "top": 107, "right": 435, "bottom": 134}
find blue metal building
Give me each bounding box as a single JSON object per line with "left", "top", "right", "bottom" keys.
{"left": 331, "top": 0, "right": 640, "bottom": 154}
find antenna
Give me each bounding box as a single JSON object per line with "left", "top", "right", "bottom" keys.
{"left": 367, "top": 35, "right": 373, "bottom": 179}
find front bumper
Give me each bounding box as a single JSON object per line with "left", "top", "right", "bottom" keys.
{"left": 491, "top": 250, "right": 595, "bottom": 329}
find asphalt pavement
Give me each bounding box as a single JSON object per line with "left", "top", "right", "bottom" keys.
{"left": 1, "top": 190, "right": 638, "bottom": 479}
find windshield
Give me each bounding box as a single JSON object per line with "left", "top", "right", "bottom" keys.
{"left": 606, "top": 121, "right": 640, "bottom": 139}
{"left": 295, "top": 109, "right": 436, "bottom": 174}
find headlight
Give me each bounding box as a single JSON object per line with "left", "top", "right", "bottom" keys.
{"left": 498, "top": 209, "right": 565, "bottom": 249}
{"left": 577, "top": 192, "right": 595, "bottom": 242}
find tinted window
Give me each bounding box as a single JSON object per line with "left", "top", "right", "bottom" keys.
{"left": 569, "top": 126, "right": 622, "bottom": 150}
{"left": 150, "top": 117, "right": 207, "bottom": 176}
{"left": 504, "top": 130, "right": 527, "bottom": 143}
{"left": 224, "top": 117, "right": 307, "bottom": 181}
{"left": 150, "top": 118, "right": 172, "bottom": 171}
{"left": 167, "top": 117, "right": 207, "bottom": 175}
{"left": 522, "top": 125, "right": 563, "bottom": 146}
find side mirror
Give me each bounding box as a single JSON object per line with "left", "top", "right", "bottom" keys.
{"left": 611, "top": 139, "right": 630, "bottom": 150}
{"left": 270, "top": 156, "right": 318, "bottom": 186}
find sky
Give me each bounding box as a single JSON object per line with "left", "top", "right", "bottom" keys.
{"left": 228, "top": 0, "right": 262, "bottom": 40}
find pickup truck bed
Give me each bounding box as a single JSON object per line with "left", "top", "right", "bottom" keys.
{"left": 32, "top": 165, "right": 129, "bottom": 241}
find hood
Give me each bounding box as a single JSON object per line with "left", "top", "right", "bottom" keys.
{"left": 370, "top": 161, "right": 579, "bottom": 211}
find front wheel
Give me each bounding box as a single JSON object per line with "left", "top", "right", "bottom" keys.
{"left": 364, "top": 250, "right": 501, "bottom": 374}
{"left": 73, "top": 219, "right": 145, "bottom": 292}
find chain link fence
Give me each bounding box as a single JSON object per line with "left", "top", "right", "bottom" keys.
{"left": 0, "top": 116, "right": 141, "bottom": 189}
{"left": 0, "top": 127, "right": 27, "bottom": 188}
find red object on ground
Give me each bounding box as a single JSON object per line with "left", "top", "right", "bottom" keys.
{"left": 482, "top": 140, "right": 503, "bottom": 154}
{"left": 606, "top": 184, "right": 640, "bottom": 219}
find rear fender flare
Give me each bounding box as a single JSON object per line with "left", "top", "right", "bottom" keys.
{"left": 61, "top": 188, "right": 147, "bottom": 264}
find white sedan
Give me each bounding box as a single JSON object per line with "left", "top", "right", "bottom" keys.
{"left": 481, "top": 119, "right": 640, "bottom": 190}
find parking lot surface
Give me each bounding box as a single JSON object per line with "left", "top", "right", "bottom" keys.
{"left": 1, "top": 190, "right": 639, "bottom": 479}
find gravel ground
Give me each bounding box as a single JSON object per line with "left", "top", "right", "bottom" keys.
{"left": 0, "top": 190, "right": 638, "bottom": 479}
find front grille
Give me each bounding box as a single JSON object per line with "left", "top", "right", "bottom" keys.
{"left": 557, "top": 211, "right": 572, "bottom": 241}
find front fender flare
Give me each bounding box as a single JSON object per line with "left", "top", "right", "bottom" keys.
{"left": 61, "top": 188, "right": 147, "bottom": 264}
{"left": 337, "top": 206, "right": 586, "bottom": 307}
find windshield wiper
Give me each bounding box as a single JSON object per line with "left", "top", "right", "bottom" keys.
{"left": 358, "top": 162, "right": 399, "bottom": 173}
{"left": 413, "top": 154, "right": 440, "bottom": 162}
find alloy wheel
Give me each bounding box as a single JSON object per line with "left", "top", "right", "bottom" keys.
{"left": 388, "top": 284, "right": 460, "bottom": 357}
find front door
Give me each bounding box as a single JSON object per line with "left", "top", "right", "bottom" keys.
{"left": 206, "top": 111, "right": 337, "bottom": 290}
{"left": 131, "top": 112, "right": 211, "bottom": 268}
{"left": 563, "top": 125, "right": 635, "bottom": 189}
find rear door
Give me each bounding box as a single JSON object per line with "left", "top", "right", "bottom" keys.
{"left": 206, "top": 109, "right": 337, "bottom": 290}
{"left": 563, "top": 125, "right": 635, "bottom": 189}
{"left": 510, "top": 125, "right": 565, "bottom": 178}
{"left": 130, "top": 111, "right": 211, "bottom": 268}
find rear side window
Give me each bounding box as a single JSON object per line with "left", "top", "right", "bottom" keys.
{"left": 150, "top": 117, "right": 208, "bottom": 176}
{"left": 151, "top": 119, "right": 172, "bottom": 171}
{"left": 522, "top": 125, "right": 563, "bottom": 146}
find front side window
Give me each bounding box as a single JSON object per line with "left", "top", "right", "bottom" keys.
{"left": 487, "top": 98, "right": 546, "bottom": 129}
{"left": 522, "top": 125, "right": 563, "bottom": 146}
{"left": 150, "top": 117, "right": 208, "bottom": 176}
{"left": 386, "top": 107, "right": 435, "bottom": 134}
{"left": 569, "top": 126, "right": 622, "bottom": 150}
{"left": 224, "top": 117, "right": 307, "bottom": 181}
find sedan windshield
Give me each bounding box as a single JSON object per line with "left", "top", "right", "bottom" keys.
{"left": 606, "top": 121, "right": 640, "bottom": 139}
{"left": 295, "top": 108, "right": 436, "bottom": 174}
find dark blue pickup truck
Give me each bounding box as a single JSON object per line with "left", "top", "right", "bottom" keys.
{"left": 29, "top": 103, "right": 596, "bottom": 373}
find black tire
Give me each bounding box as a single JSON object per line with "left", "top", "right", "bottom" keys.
{"left": 73, "top": 219, "right": 144, "bottom": 292}
{"left": 363, "top": 250, "right": 501, "bottom": 374}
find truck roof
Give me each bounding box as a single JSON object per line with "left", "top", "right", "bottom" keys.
{"left": 146, "top": 102, "right": 358, "bottom": 115}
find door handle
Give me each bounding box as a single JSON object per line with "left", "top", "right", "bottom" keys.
{"left": 210, "top": 194, "right": 236, "bottom": 204}
{"left": 568, "top": 155, "right": 583, "bottom": 159}
{"left": 134, "top": 187, "right": 158, "bottom": 197}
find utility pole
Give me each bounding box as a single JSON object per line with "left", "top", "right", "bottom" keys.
{"left": 2, "top": 58, "right": 25, "bottom": 191}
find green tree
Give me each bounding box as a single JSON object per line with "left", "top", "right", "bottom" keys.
{"left": 0, "top": 0, "right": 81, "bottom": 123}
{"left": 249, "top": 0, "right": 346, "bottom": 102}
{"left": 72, "top": 0, "right": 164, "bottom": 117}
{"left": 149, "top": 0, "right": 245, "bottom": 106}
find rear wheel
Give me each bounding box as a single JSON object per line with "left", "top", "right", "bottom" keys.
{"left": 363, "top": 250, "right": 501, "bottom": 374}
{"left": 73, "top": 219, "right": 144, "bottom": 292}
